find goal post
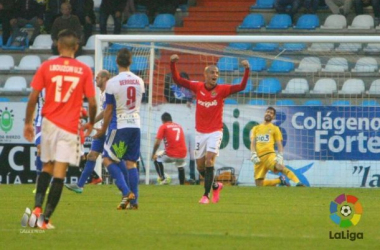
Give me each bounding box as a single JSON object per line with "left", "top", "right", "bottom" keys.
{"left": 94, "top": 35, "right": 380, "bottom": 188}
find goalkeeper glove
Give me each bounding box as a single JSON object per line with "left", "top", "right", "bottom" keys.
{"left": 250, "top": 152, "right": 260, "bottom": 164}
{"left": 275, "top": 153, "right": 284, "bottom": 165}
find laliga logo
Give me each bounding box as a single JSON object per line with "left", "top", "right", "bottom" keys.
{"left": 329, "top": 194, "right": 364, "bottom": 241}
{"left": 0, "top": 107, "right": 14, "bottom": 133}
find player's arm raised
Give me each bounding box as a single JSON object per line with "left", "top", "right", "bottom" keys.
{"left": 170, "top": 54, "right": 193, "bottom": 90}
{"left": 230, "top": 60, "right": 250, "bottom": 94}
{"left": 24, "top": 89, "right": 40, "bottom": 142}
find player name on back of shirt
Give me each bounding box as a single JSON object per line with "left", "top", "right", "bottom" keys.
{"left": 49, "top": 64, "right": 84, "bottom": 74}
{"left": 120, "top": 79, "right": 140, "bottom": 85}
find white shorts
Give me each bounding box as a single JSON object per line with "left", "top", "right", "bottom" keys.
{"left": 156, "top": 151, "right": 186, "bottom": 168}
{"left": 194, "top": 130, "right": 223, "bottom": 159}
{"left": 41, "top": 118, "right": 81, "bottom": 166}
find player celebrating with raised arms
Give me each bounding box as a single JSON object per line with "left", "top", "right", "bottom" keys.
{"left": 23, "top": 29, "right": 97, "bottom": 229}
{"left": 94, "top": 48, "right": 144, "bottom": 210}
{"left": 250, "top": 107, "right": 305, "bottom": 187}
{"left": 170, "top": 54, "right": 250, "bottom": 204}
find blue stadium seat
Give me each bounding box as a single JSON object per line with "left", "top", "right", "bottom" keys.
{"left": 238, "top": 14, "right": 265, "bottom": 29}
{"left": 20, "top": 97, "right": 29, "bottom": 102}
{"left": 239, "top": 57, "right": 266, "bottom": 72}
{"left": 304, "top": 100, "right": 323, "bottom": 106}
{"left": 246, "top": 99, "right": 268, "bottom": 105}
{"left": 149, "top": 14, "right": 175, "bottom": 29}
{"left": 255, "top": 78, "right": 282, "bottom": 94}
{"left": 267, "top": 58, "right": 294, "bottom": 73}
{"left": 276, "top": 99, "right": 295, "bottom": 106}
{"left": 103, "top": 55, "right": 118, "bottom": 73}
{"left": 266, "top": 14, "right": 292, "bottom": 29}
{"left": 226, "top": 42, "right": 252, "bottom": 51}
{"left": 217, "top": 77, "right": 226, "bottom": 84}
{"left": 331, "top": 100, "right": 351, "bottom": 106}
{"left": 2, "top": 36, "right": 29, "bottom": 51}
{"left": 130, "top": 56, "right": 149, "bottom": 73}
{"left": 252, "top": 43, "right": 279, "bottom": 51}
{"left": 224, "top": 99, "right": 238, "bottom": 105}
{"left": 108, "top": 43, "right": 133, "bottom": 53}
{"left": 280, "top": 43, "right": 306, "bottom": 51}
{"left": 361, "top": 100, "right": 380, "bottom": 106}
{"left": 0, "top": 97, "right": 11, "bottom": 102}
{"left": 217, "top": 57, "right": 239, "bottom": 72}
{"left": 232, "top": 77, "right": 253, "bottom": 93}
{"left": 251, "top": 0, "right": 274, "bottom": 9}
{"left": 124, "top": 13, "right": 149, "bottom": 29}
{"left": 0, "top": 36, "right": 2, "bottom": 46}
{"left": 294, "top": 14, "right": 320, "bottom": 29}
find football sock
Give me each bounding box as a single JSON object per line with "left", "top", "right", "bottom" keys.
{"left": 189, "top": 160, "right": 196, "bottom": 180}
{"left": 212, "top": 181, "right": 219, "bottom": 190}
{"left": 128, "top": 168, "right": 139, "bottom": 204}
{"left": 154, "top": 160, "right": 165, "bottom": 179}
{"left": 178, "top": 167, "right": 185, "bottom": 185}
{"left": 199, "top": 170, "right": 205, "bottom": 178}
{"left": 35, "top": 156, "right": 42, "bottom": 176}
{"left": 34, "top": 171, "right": 52, "bottom": 208}
{"left": 282, "top": 167, "right": 300, "bottom": 184}
{"left": 204, "top": 167, "right": 214, "bottom": 197}
{"left": 118, "top": 161, "right": 129, "bottom": 186}
{"left": 44, "top": 178, "right": 64, "bottom": 222}
{"left": 77, "top": 160, "right": 96, "bottom": 187}
{"left": 263, "top": 179, "right": 281, "bottom": 186}
{"left": 107, "top": 163, "right": 130, "bottom": 196}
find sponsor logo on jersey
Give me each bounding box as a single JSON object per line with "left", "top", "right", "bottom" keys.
{"left": 198, "top": 99, "right": 218, "bottom": 108}
{"left": 211, "top": 90, "right": 217, "bottom": 98}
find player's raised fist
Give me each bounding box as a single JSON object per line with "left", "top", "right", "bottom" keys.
{"left": 241, "top": 60, "right": 249, "bottom": 68}
{"left": 170, "top": 54, "right": 179, "bottom": 62}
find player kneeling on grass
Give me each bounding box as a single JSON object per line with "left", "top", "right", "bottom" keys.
{"left": 250, "top": 107, "right": 305, "bottom": 187}
{"left": 151, "top": 112, "right": 187, "bottom": 185}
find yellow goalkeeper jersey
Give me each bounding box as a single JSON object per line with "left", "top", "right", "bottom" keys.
{"left": 250, "top": 123, "right": 283, "bottom": 157}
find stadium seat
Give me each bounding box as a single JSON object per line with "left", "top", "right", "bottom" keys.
{"left": 331, "top": 100, "right": 351, "bottom": 106}
{"left": 348, "top": 15, "right": 374, "bottom": 29}
{"left": 76, "top": 55, "right": 95, "bottom": 69}
{"left": 225, "top": 42, "right": 252, "bottom": 51}
{"left": 361, "top": 100, "right": 380, "bottom": 106}
{"left": 294, "top": 14, "right": 319, "bottom": 29}
{"left": 364, "top": 43, "right": 380, "bottom": 52}
{"left": 238, "top": 14, "right": 265, "bottom": 29}
{"left": 303, "top": 99, "right": 323, "bottom": 106}
{"left": 217, "top": 57, "right": 239, "bottom": 72}
{"left": 83, "top": 35, "right": 95, "bottom": 50}
{"left": 149, "top": 14, "right": 175, "bottom": 29}
{"left": 103, "top": 55, "right": 118, "bottom": 73}
{"left": 0, "top": 55, "right": 15, "bottom": 70}
{"left": 239, "top": 57, "right": 266, "bottom": 72}
{"left": 29, "top": 34, "right": 53, "bottom": 50}
{"left": 335, "top": 43, "right": 362, "bottom": 52}
{"left": 224, "top": 99, "right": 238, "bottom": 105}
{"left": 310, "top": 78, "right": 337, "bottom": 94}
{"left": 124, "top": 13, "right": 149, "bottom": 29}
{"left": 322, "top": 57, "right": 349, "bottom": 72}
{"left": 252, "top": 43, "right": 279, "bottom": 51}
{"left": 308, "top": 43, "right": 334, "bottom": 51}
{"left": 255, "top": 78, "right": 281, "bottom": 94}
{"left": 0, "top": 76, "right": 28, "bottom": 92}
{"left": 266, "top": 14, "right": 292, "bottom": 29}
{"left": 14, "top": 55, "right": 41, "bottom": 70}
{"left": 352, "top": 57, "right": 378, "bottom": 72}
{"left": 338, "top": 79, "right": 365, "bottom": 95}
{"left": 282, "top": 78, "right": 309, "bottom": 94}
{"left": 2, "top": 36, "right": 29, "bottom": 51}
{"left": 320, "top": 14, "right": 347, "bottom": 29}
{"left": 246, "top": 99, "right": 268, "bottom": 105}
{"left": 94, "top": 0, "right": 101, "bottom": 10}
{"left": 217, "top": 77, "right": 225, "bottom": 84}
{"left": 130, "top": 56, "right": 149, "bottom": 73}
{"left": 275, "top": 99, "right": 295, "bottom": 106}
{"left": 295, "top": 57, "right": 321, "bottom": 72}
{"left": 107, "top": 43, "right": 133, "bottom": 53}
{"left": 279, "top": 43, "right": 306, "bottom": 51}
{"left": 232, "top": 77, "right": 253, "bottom": 93}
{"left": 251, "top": 0, "right": 274, "bottom": 9}
{"left": 367, "top": 79, "right": 380, "bottom": 95}
{"left": 267, "top": 57, "right": 294, "bottom": 73}
{"left": 0, "top": 97, "right": 11, "bottom": 102}
{"left": 0, "top": 36, "right": 2, "bottom": 46}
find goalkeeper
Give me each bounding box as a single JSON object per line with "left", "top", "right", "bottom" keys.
{"left": 250, "top": 107, "right": 305, "bottom": 187}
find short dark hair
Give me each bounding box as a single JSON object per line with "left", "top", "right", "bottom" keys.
{"left": 117, "top": 48, "right": 132, "bottom": 68}
{"left": 161, "top": 112, "right": 172, "bottom": 122}
{"left": 57, "top": 29, "right": 79, "bottom": 49}
{"left": 267, "top": 106, "right": 276, "bottom": 116}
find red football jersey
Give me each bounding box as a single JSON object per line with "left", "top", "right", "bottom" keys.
{"left": 156, "top": 122, "right": 187, "bottom": 158}
{"left": 31, "top": 57, "right": 95, "bottom": 134}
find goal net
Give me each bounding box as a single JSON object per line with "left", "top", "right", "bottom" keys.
{"left": 95, "top": 35, "right": 380, "bottom": 188}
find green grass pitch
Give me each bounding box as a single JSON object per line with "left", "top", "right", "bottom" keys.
{"left": 1, "top": 185, "right": 380, "bottom": 249}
